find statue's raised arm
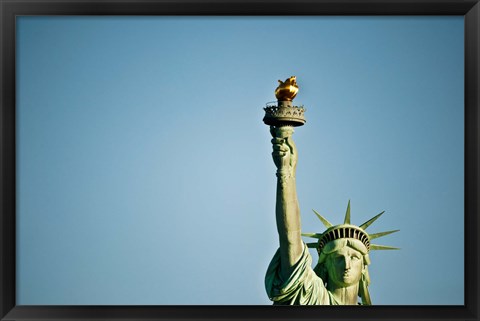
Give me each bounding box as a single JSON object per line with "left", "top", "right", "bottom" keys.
{"left": 263, "top": 77, "right": 399, "bottom": 306}
{"left": 270, "top": 126, "right": 303, "bottom": 280}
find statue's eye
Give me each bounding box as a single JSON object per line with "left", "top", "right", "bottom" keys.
{"left": 332, "top": 255, "right": 343, "bottom": 262}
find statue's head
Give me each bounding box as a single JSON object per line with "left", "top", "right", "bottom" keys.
{"left": 303, "top": 201, "right": 399, "bottom": 305}
{"left": 322, "top": 238, "right": 367, "bottom": 288}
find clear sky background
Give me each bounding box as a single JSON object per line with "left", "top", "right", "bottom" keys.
{"left": 16, "top": 16, "right": 464, "bottom": 305}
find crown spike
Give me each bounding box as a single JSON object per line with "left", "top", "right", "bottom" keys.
{"left": 302, "top": 233, "right": 322, "bottom": 239}
{"left": 359, "top": 211, "right": 385, "bottom": 230}
{"left": 313, "top": 209, "right": 333, "bottom": 228}
{"left": 370, "top": 244, "right": 400, "bottom": 250}
{"left": 369, "top": 230, "right": 400, "bottom": 240}
{"left": 306, "top": 242, "right": 319, "bottom": 249}
{"left": 344, "top": 200, "right": 351, "bottom": 224}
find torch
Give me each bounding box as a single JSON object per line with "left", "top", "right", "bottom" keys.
{"left": 263, "top": 76, "right": 306, "bottom": 129}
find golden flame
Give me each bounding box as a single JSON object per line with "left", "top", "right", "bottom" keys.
{"left": 275, "top": 76, "right": 299, "bottom": 101}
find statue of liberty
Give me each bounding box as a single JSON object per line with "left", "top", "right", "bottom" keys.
{"left": 263, "top": 77, "right": 399, "bottom": 305}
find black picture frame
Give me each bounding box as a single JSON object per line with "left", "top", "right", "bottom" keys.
{"left": 1, "top": 1, "right": 478, "bottom": 320}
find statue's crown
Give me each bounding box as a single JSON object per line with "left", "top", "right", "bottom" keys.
{"left": 317, "top": 224, "right": 371, "bottom": 253}
{"left": 302, "top": 201, "right": 400, "bottom": 254}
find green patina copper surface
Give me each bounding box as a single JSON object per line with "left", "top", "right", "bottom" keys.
{"left": 264, "top": 77, "right": 399, "bottom": 305}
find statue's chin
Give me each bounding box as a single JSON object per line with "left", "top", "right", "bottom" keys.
{"left": 340, "top": 276, "right": 360, "bottom": 287}
{"left": 330, "top": 275, "right": 360, "bottom": 288}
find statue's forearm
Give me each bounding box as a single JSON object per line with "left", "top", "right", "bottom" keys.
{"left": 269, "top": 126, "right": 303, "bottom": 279}
{"left": 276, "top": 172, "right": 303, "bottom": 279}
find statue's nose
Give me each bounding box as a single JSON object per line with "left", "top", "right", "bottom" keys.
{"left": 344, "top": 258, "right": 351, "bottom": 269}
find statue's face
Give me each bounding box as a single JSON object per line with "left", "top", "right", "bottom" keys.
{"left": 327, "top": 246, "right": 363, "bottom": 287}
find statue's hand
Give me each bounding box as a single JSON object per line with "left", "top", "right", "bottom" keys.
{"left": 270, "top": 126, "right": 297, "bottom": 176}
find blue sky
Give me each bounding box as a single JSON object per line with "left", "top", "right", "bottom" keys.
{"left": 16, "top": 16, "right": 464, "bottom": 305}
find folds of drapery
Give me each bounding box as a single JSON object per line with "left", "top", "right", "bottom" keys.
{"left": 265, "top": 242, "right": 335, "bottom": 305}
